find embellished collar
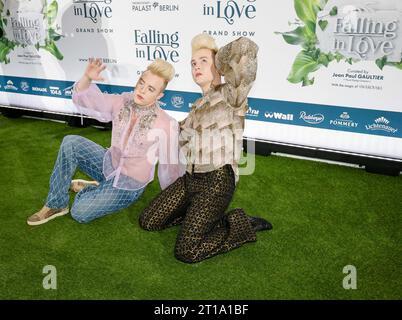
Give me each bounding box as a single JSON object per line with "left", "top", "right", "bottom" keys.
{"left": 119, "top": 99, "right": 158, "bottom": 143}
{"left": 119, "top": 99, "right": 158, "bottom": 128}
{"left": 126, "top": 99, "right": 157, "bottom": 117}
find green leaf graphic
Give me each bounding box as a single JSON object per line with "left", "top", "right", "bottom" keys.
{"left": 47, "top": 1, "right": 58, "bottom": 26}
{"left": 329, "top": 6, "right": 338, "bottom": 16}
{"left": 304, "top": 20, "right": 316, "bottom": 37}
{"left": 318, "top": 52, "right": 331, "bottom": 67}
{"left": 0, "top": 40, "right": 12, "bottom": 62}
{"left": 375, "top": 56, "right": 387, "bottom": 70}
{"left": 294, "top": 0, "right": 322, "bottom": 25}
{"left": 278, "top": 27, "right": 306, "bottom": 45}
{"left": 287, "top": 50, "right": 320, "bottom": 84}
{"left": 317, "top": 0, "right": 329, "bottom": 11}
{"left": 383, "top": 58, "right": 402, "bottom": 70}
{"left": 394, "top": 62, "right": 402, "bottom": 70}
{"left": 334, "top": 52, "right": 344, "bottom": 62}
{"left": 42, "top": 41, "right": 63, "bottom": 60}
{"left": 318, "top": 20, "right": 328, "bottom": 31}
{"left": 48, "top": 28, "right": 62, "bottom": 41}
{"left": 302, "top": 76, "right": 315, "bottom": 86}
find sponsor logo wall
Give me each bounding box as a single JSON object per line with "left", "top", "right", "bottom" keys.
{"left": 0, "top": 0, "right": 401, "bottom": 157}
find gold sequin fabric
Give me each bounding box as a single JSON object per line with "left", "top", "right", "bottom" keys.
{"left": 139, "top": 164, "right": 256, "bottom": 263}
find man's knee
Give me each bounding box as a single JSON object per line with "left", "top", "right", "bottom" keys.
{"left": 62, "top": 134, "right": 80, "bottom": 144}
{"left": 174, "top": 241, "right": 199, "bottom": 264}
{"left": 70, "top": 204, "right": 93, "bottom": 224}
{"left": 61, "top": 135, "right": 82, "bottom": 149}
{"left": 139, "top": 209, "right": 164, "bottom": 231}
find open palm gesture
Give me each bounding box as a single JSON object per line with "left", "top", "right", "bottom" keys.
{"left": 85, "top": 58, "right": 106, "bottom": 81}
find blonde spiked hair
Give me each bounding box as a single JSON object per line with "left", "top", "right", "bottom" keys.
{"left": 146, "top": 59, "right": 175, "bottom": 91}
{"left": 191, "top": 33, "right": 218, "bottom": 55}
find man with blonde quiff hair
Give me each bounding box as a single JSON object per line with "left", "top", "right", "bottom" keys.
{"left": 140, "top": 34, "right": 272, "bottom": 263}
{"left": 27, "top": 58, "right": 184, "bottom": 225}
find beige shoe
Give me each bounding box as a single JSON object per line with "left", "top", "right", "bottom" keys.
{"left": 69, "top": 179, "right": 100, "bottom": 193}
{"left": 27, "top": 205, "right": 69, "bottom": 226}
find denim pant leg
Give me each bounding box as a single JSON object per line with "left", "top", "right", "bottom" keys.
{"left": 70, "top": 180, "right": 145, "bottom": 223}
{"left": 45, "top": 135, "right": 106, "bottom": 209}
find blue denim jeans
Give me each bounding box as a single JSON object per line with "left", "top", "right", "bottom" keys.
{"left": 45, "top": 135, "right": 145, "bottom": 223}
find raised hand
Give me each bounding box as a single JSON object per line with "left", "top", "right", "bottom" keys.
{"left": 75, "top": 58, "right": 106, "bottom": 92}
{"left": 84, "top": 58, "right": 106, "bottom": 82}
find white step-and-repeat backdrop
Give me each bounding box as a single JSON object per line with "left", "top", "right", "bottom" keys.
{"left": 0, "top": 0, "right": 401, "bottom": 159}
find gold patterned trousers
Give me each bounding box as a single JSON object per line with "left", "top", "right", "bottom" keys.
{"left": 139, "top": 164, "right": 257, "bottom": 263}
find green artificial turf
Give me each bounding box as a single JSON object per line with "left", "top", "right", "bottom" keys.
{"left": 0, "top": 114, "right": 401, "bottom": 300}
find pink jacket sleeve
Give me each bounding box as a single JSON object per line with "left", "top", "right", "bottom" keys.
{"left": 72, "top": 82, "right": 128, "bottom": 123}
{"left": 157, "top": 117, "right": 186, "bottom": 190}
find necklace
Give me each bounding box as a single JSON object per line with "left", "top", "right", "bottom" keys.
{"left": 123, "top": 99, "right": 158, "bottom": 146}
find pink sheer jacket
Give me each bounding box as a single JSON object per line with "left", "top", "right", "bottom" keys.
{"left": 72, "top": 83, "right": 185, "bottom": 191}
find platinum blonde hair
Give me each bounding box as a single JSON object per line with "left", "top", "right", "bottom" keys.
{"left": 146, "top": 59, "right": 175, "bottom": 90}
{"left": 191, "top": 33, "right": 218, "bottom": 55}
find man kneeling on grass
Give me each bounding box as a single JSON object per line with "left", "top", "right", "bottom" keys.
{"left": 27, "top": 58, "right": 184, "bottom": 225}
